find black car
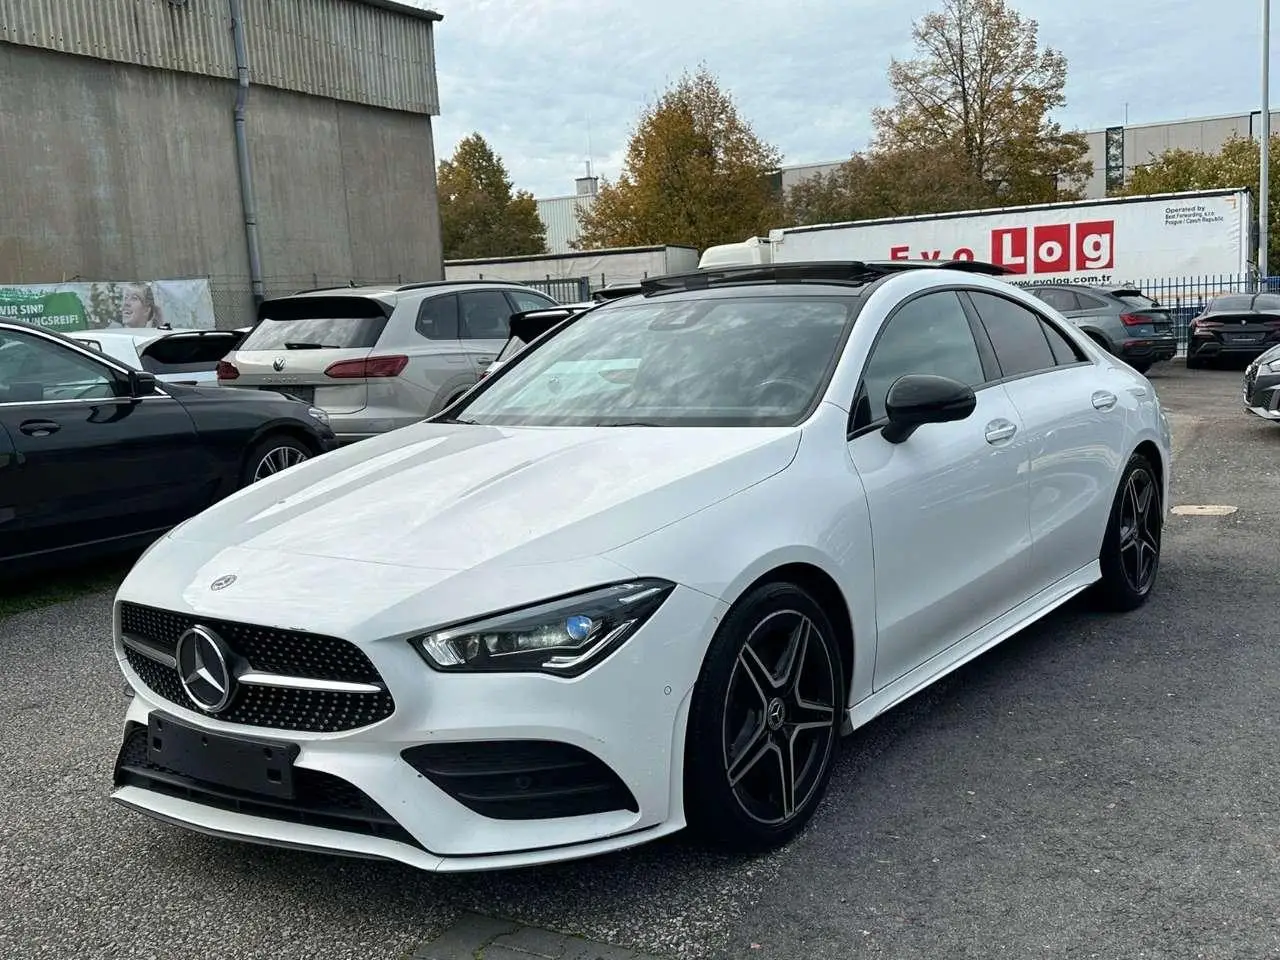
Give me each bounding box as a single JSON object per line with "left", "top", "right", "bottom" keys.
{"left": 1186, "top": 293, "right": 1280, "bottom": 368}
{"left": 1243, "top": 342, "right": 1280, "bottom": 422}
{"left": 0, "top": 321, "right": 337, "bottom": 573}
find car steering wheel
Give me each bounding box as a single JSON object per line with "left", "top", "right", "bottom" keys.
{"left": 751, "top": 377, "right": 810, "bottom": 407}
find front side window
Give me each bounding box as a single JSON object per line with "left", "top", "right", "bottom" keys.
{"left": 455, "top": 295, "right": 856, "bottom": 427}
{"left": 0, "top": 330, "right": 118, "bottom": 403}
{"left": 967, "top": 291, "right": 1057, "bottom": 378}
{"left": 1034, "top": 287, "right": 1079, "bottom": 312}
{"left": 855, "top": 291, "right": 986, "bottom": 426}
{"left": 459, "top": 291, "right": 515, "bottom": 340}
{"left": 507, "top": 290, "right": 557, "bottom": 313}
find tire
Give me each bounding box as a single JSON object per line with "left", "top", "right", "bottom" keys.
{"left": 1086, "top": 333, "right": 1112, "bottom": 355}
{"left": 1185, "top": 352, "right": 1206, "bottom": 369}
{"left": 1129, "top": 360, "right": 1152, "bottom": 374}
{"left": 241, "top": 434, "right": 312, "bottom": 487}
{"left": 1093, "top": 452, "right": 1163, "bottom": 612}
{"left": 683, "top": 581, "right": 845, "bottom": 851}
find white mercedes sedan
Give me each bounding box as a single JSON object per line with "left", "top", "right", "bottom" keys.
{"left": 109, "top": 260, "right": 1172, "bottom": 872}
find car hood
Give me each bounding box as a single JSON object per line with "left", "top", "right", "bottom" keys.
{"left": 167, "top": 422, "right": 801, "bottom": 570}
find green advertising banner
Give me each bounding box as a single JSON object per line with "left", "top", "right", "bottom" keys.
{"left": 0, "top": 279, "right": 216, "bottom": 332}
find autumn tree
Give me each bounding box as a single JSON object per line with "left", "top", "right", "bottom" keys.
{"left": 438, "top": 134, "right": 547, "bottom": 259}
{"left": 1123, "top": 133, "right": 1280, "bottom": 266}
{"left": 574, "top": 67, "right": 783, "bottom": 251}
{"left": 786, "top": 144, "right": 990, "bottom": 226}
{"left": 871, "top": 0, "right": 1089, "bottom": 207}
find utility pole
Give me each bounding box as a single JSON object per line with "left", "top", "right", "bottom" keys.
{"left": 1262, "top": 0, "right": 1271, "bottom": 283}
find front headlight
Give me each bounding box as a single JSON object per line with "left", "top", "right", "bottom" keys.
{"left": 410, "top": 579, "right": 675, "bottom": 676}
{"left": 306, "top": 406, "right": 330, "bottom": 426}
{"left": 1267, "top": 359, "right": 1280, "bottom": 374}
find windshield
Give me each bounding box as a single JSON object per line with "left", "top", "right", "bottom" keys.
{"left": 454, "top": 295, "right": 856, "bottom": 427}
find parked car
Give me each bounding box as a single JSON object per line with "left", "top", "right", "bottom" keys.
{"left": 592, "top": 282, "right": 643, "bottom": 302}
{"left": 0, "top": 320, "right": 336, "bottom": 574}
{"left": 1185, "top": 293, "right": 1280, "bottom": 368}
{"left": 108, "top": 259, "right": 1171, "bottom": 872}
{"left": 68, "top": 327, "right": 250, "bottom": 386}
{"left": 1025, "top": 283, "right": 1177, "bottom": 373}
{"left": 1243, "top": 342, "right": 1280, "bottom": 421}
{"left": 478, "top": 303, "right": 596, "bottom": 381}
{"left": 215, "top": 280, "right": 559, "bottom": 443}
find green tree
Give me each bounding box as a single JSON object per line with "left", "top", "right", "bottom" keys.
{"left": 574, "top": 66, "right": 783, "bottom": 251}
{"left": 438, "top": 134, "right": 547, "bottom": 259}
{"left": 871, "top": 0, "right": 1089, "bottom": 207}
{"left": 1123, "top": 133, "right": 1279, "bottom": 266}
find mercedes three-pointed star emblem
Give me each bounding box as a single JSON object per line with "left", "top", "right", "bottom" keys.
{"left": 175, "top": 625, "right": 235, "bottom": 713}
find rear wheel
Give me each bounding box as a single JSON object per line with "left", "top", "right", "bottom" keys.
{"left": 684, "top": 582, "right": 844, "bottom": 851}
{"left": 1185, "top": 351, "right": 1207, "bottom": 369}
{"left": 1129, "top": 360, "right": 1152, "bottom": 374}
{"left": 1093, "top": 453, "right": 1162, "bottom": 611}
{"left": 1086, "top": 332, "right": 1112, "bottom": 355}
{"left": 241, "top": 434, "right": 312, "bottom": 487}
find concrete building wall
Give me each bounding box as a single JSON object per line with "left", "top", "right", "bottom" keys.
{"left": 0, "top": 40, "right": 441, "bottom": 326}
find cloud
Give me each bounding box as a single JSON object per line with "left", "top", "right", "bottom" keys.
{"left": 408, "top": 0, "right": 1277, "bottom": 197}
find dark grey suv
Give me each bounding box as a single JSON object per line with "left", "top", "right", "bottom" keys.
{"left": 1026, "top": 283, "right": 1177, "bottom": 374}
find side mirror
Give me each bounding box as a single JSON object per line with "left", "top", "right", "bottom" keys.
{"left": 881, "top": 374, "right": 976, "bottom": 444}
{"left": 128, "top": 370, "right": 159, "bottom": 398}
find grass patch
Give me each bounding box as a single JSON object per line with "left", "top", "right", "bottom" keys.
{"left": 0, "top": 556, "right": 136, "bottom": 620}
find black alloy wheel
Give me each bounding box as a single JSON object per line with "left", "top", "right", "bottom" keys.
{"left": 1095, "top": 453, "right": 1162, "bottom": 611}
{"left": 684, "top": 582, "right": 844, "bottom": 850}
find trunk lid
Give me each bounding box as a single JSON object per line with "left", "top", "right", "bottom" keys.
{"left": 220, "top": 295, "right": 393, "bottom": 411}
{"left": 1112, "top": 290, "right": 1175, "bottom": 338}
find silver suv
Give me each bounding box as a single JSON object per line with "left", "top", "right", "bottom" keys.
{"left": 217, "top": 280, "right": 558, "bottom": 443}
{"left": 1024, "top": 283, "right": 1177, "bottom": 374}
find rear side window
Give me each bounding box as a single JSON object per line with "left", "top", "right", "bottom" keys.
{"left": 417, "top": 294, "right": 459, "bottom": 339}
{"left": 507, "top": 290, "right": 557, "bottom": 313}
{"left": 966, "top": 291, "right": 1056, "bottom": 378}
{"left": 1073, "top": 291, "right": 1109, "bottom": 309}
{"left": 241, "top": 296, "right": 389, "bottom": 350}
{"left": 138, "top": 333, "right": 240, "bottom": 375}
{"left": 459, "top": 291, "right": 515, "bottom": 340}
{"left": 1039, "top": 319, "right": 1086, "bottom": 365}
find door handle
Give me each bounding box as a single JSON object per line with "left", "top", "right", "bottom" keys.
{"left": 984, "top": 419, "right": 1017, "bottom": 444}
{"left": 476, "top": 357, "right": 493, "bottom": 367}
{"left": 1091, "top": 390, "right": 1118, "bottom": 411}
{"left": 19, "top": 419, "right": 61, "bottom": 437}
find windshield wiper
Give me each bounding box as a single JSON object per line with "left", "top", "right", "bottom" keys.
{"left": 437, "top": 416, "right": 478, "bottom": 425}
{"left": 282, "top": 341, "right": 341, "bottom": 350}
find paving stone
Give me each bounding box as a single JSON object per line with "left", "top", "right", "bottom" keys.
{"left": 412, "top": 912, "right": 522, "bottom": 959}
{"left": 489, "top": 926, "right": 572, "bottom": 957}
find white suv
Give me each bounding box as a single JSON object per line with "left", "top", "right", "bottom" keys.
{"left": 216, "top": 280, "right": 559, "bottom": 443}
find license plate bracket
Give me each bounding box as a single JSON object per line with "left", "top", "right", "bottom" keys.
{"left": 1227, "top": 334, "right": 1261, "bottom": 344}
{"left": 261, "top": 385, "right": 316, "bottom": 404}
{"left": 147, "top": 712, "right": 299, "bottom": 799}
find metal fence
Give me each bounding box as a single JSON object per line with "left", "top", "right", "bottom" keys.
{"left": 523, "top": 277, "right": 593, "bottom": 303}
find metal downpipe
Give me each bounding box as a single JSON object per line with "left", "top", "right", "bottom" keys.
{"left": 229, "top": 0, "right": 265, "bottom": 308}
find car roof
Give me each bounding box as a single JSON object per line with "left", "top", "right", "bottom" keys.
{"left": 1205, "top": 292, "right": 1280, "bottom": 313}
{"left": 281, "top": 279, "right": 551, "bottom": 304}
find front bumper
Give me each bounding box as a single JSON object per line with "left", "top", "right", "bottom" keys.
{"left": 1243, "top": 367, "right": 1280, "bottom": 421}
{"left": 110, "top": 583, "right": 724, "bottom": 872}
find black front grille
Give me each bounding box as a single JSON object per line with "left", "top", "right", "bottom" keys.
{"left": 114, "top": 723, "right": 421, "bottom": 849}
{"left": 402, "top": 740, "right": 638, "bottom": 820}
{"left": 119, "top": 602, "right": 394, "bottom": 733}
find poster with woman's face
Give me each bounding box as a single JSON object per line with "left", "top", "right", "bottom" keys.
{"left": 120, "top": 283, "right": 162, "bottom": 328}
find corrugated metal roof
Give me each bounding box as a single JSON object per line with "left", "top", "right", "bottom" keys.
{"left": 0, "top": 0, "right": 439, "bottom": 115}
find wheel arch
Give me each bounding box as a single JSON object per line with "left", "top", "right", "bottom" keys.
{"left": 729, "top": 561, "right": 856, "bottom": 714}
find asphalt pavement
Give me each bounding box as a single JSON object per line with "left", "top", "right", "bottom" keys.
{"left": 1, "top": 360, "right": 1276, "bottom": 960}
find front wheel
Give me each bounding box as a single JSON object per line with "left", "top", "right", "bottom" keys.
{"left": 683, "top": 582, "right": 844, "bottom": 851}
{"left": 1093, "top": 453, "right": 1163, "bottom": 611}
{"left": 241, "top": 435, "right": 312, "bottom": 487}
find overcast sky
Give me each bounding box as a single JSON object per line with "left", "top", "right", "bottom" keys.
{"left": 407, "top": 0, "right": 1277, "bottom": 198}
